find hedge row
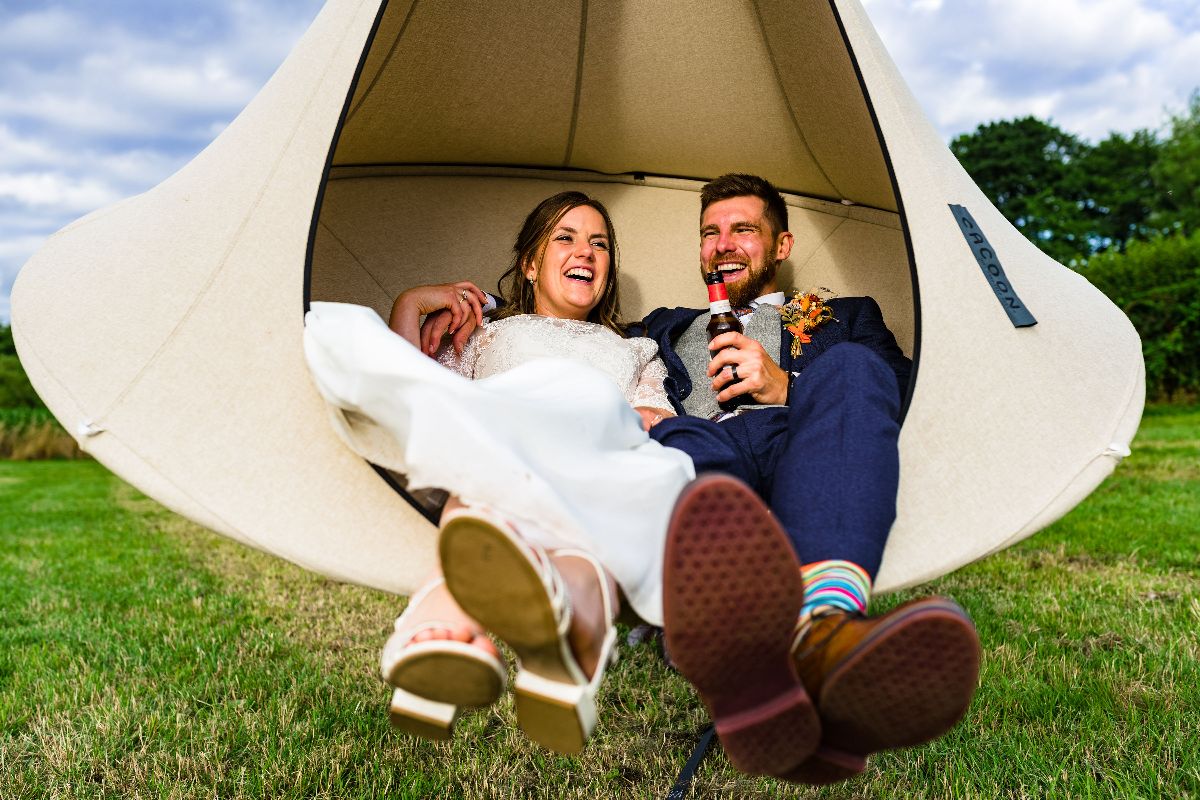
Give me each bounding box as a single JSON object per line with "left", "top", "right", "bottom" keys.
{"left": 1079, "top": 229, "right": 1200, "bottom": 401}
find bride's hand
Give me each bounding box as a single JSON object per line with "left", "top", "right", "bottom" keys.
{"left": 420, "top": 305, "right": 482, "bottom": 357}
{"left": 389, "top": 282, "right": 487, "bottom": 354}
{"left": 635, "top": 406, "right": 675, "bottom": 432}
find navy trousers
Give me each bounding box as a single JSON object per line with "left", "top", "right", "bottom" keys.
{"left": 649, "top": 343, "right": 901, "bottom": 578}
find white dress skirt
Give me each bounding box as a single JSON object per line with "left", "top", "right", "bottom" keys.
{"left": 303, "top": 302, "right": 695, "bottom": 624}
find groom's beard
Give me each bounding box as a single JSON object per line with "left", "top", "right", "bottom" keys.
{"left": 726, "top": 255, "right": 780, "bottom": 309}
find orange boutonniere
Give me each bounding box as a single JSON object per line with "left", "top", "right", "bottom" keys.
{"left": 780, "top": 288, "right": 837, "bottom": 358}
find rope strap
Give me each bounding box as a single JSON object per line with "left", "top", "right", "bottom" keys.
{"left": 665, "top": 725, "right": 716, "bottom": 799}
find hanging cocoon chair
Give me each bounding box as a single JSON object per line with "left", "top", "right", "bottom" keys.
{"left": 11, "top": 0, "right": 1144, "bottom": 595}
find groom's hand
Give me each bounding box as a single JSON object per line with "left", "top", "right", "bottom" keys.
{"left": 707, "top": 332, "right": 790, "bottom": 406}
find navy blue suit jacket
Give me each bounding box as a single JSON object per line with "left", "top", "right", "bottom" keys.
{"left": 631, "top": 296, "right": 912, "bottom": 415}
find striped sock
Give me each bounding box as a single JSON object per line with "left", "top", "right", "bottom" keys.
{"left": 800, "top": 560, "right": 872, "bottom": 624}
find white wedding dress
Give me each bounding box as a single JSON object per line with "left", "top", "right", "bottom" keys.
{"left": 303, "top": 302, "right": 695, "bottom": 624}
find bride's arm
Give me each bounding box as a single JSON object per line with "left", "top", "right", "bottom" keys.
{"left": 388, "top": 281, "right": 489, "bottom": 355}
{"left": 632, "top": 353, "right": 676, "bottom": 431}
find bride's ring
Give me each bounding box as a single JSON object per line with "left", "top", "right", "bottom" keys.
{"left": 458, "top": 289, "right": 468, "bottom": 303}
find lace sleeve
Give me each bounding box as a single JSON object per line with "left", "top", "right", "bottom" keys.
{"left": 434, "top": 323, "right": 488, "bottom": 378}
{"left": 629, "top": 338, "right": 671, "bottom": 409}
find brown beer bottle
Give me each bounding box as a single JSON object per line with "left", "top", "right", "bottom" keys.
{"left": 704, "top": 270, "right": 747, "bottom": 412}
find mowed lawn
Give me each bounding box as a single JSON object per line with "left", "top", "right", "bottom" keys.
{"left": 1, "top": 407, "right": 1197, "bottom": 799}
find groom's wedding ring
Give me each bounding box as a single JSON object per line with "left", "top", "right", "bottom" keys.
{"left": 729, "top": 364, "right": 740, "bottom": 382}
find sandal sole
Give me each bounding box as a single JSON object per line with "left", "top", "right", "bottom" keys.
{"left": 385, "top": 643, "right": 506, "bottom": 708}
{"left": 662, "top": 474, "right": 819, "bottom": 776}
{"left": 440, "top": 513, "right": 598, "bottom": 754}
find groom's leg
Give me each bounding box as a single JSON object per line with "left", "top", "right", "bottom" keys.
{"left": 648, "top": 414, "right": 767, "bottom": 490}
{"left": 733, "top": 344, "right": 978, "bottom": 786}
{"left": 757, "top": 342, "right": 901, "bottom": 579}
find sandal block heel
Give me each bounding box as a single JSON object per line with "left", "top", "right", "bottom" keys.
{"left": 440, "top": 508, "right": 619, "bottom": 755}
{"left": 388, "top": 688, "right": 459, "bottom": 741}
{"left": 379, "top": 576, "right": 507, "bottom": 741}
{"left": 511, "top": 625, "right": 616, "bottom": 754}
{"left": 513, "top": 671, "right": 597, "bottom": 754}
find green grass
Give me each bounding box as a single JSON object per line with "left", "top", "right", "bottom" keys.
{"left": 1, "top": 408, "right": 1198, "bottom": 798}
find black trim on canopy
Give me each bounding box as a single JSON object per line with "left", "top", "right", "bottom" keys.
{"left": 304, "top": 0, "right": 442, "bottom": 525}
{"left": 828, "top": 0, "right": 922, "bottom": 425}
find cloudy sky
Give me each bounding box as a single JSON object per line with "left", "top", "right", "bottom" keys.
{"left": 2, "top": 0, "right": 1198, "bottom": 324}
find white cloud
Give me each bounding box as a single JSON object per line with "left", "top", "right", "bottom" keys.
{"left": 0, "top": 124, "right": 60, "bottom": 168}
{"left": 0, "top": 235, "right": 50, "bottom": 265}
{"left": 84, "top": 53, "right": 264, "bottom": 114}
{"left": 863, "top": 0, "right": 1200, "bottom": 141}
{"left": 0, "top": 8, "right": 90, "bottom": 53}
{"left": 0, "top": 172, "right": 119, "bottom": 211}
{"left": 0, "top": 123, "right": 187, "bottom": 211}
{"left": 0, "top": 1, "right": 323, "bottom": 324}
{"left": 0, "top": 90, "right": 145, "bottom": 138}
{"left": 0, "top": 234, "right": 53, "bottom": 306}
{"left": 994, "top": 0, "right": 1175, "bottom": 68}
{"left": 0, "top": 38, "right": 274, "bottom": 143}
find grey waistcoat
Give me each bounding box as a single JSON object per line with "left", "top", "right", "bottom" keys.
{"left": 675, "top": 305, "right": 782, "bottom": 419}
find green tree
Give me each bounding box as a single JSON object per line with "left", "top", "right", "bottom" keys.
{"left": 1152, "top": 90, "right": 1200, "bottom": 237}
{"left": 0, "top": 324, "right": 46, "bottom": 408}
{"left": 0, "top": 323, "right": 16, "bottom": 356}
{"left": 1077, "top": 129, "right": 1164, "bottom": 253}
{"left": 951, "top": 116, "right": 1092, "bottom": 264}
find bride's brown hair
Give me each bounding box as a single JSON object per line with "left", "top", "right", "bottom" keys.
{"left": 492, "top": 192, "right": 625, "bottom": 336}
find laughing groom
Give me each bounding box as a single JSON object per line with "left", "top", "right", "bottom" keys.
{"left": 637, "top": 173, "right": 980, "bottom": 785}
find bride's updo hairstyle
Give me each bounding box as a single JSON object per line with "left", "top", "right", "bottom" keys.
{"left": 493, "top": 191, "right": 625, "bottom": 336}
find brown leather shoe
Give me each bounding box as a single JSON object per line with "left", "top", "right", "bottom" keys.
{"left": 780, "top": 597, "right": 981, "bottom": 785}
{"left": 663, "top": 474, "right": 820, "bottom": 777}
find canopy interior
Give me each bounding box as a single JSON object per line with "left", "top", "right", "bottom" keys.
{"left": 310, "top": 0, "right": 913, "bottom": 360}
{"left": 331, "top": 0, "right": 897, "bottom": 210}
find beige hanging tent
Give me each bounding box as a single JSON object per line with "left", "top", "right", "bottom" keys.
{"left": 11, "top": 0, "right": 1143, "bottom": 597}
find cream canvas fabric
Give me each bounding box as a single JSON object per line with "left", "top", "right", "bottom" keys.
{"left": 11, "top": 0, "right": 1143, "bottom": 597}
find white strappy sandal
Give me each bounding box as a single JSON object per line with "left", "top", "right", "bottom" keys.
{"left": 380, "top": 576, "right": 507, "bottom": 740}
{"left": 438, "top": 506, "right": 618, "bottom": 754}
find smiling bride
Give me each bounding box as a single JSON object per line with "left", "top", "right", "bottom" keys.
{"left": 303, "top": 192, "right": 694, "bottom": 755}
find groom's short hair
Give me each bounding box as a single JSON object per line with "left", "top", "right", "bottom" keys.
{"left": 700, "top": 173, "right": 789, "bottom": 239}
